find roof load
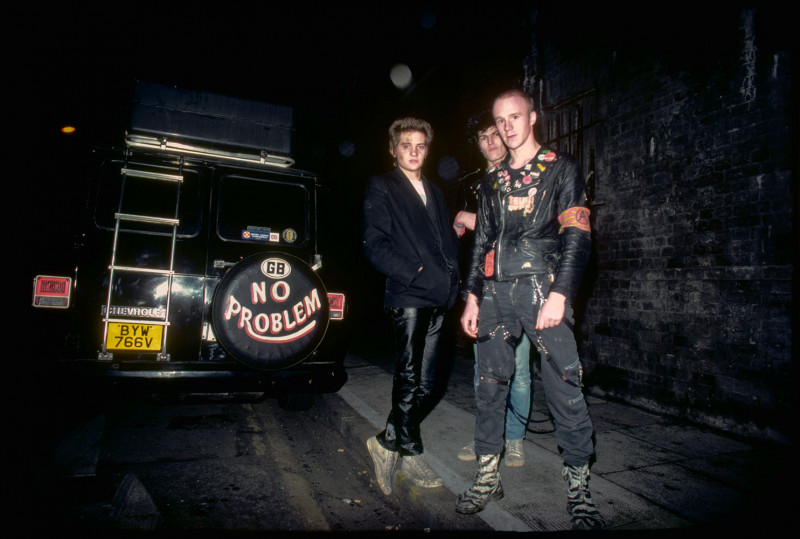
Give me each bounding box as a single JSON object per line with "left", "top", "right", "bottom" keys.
{"left": 128, "top": 82, "right": 294, "bottom": 165}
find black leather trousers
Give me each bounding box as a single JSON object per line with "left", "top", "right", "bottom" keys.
{"left": 377, "top": 305, "right": 447, "bottom": 456}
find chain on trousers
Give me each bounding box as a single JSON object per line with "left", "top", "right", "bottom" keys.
{"left": 474, "top": 278, "right": 595, "bottom": 466}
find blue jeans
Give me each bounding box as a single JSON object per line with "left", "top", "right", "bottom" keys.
{"left": 473, "top": 333, "right": 531, "bottom": 441}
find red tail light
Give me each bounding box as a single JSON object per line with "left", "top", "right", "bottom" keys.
{"left": 32, "top": 275, "right": 72, "bottom": 308}
{"left": 327, "top": 292, "right": 345, "bottom": 320}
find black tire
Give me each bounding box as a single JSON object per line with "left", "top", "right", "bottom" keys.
{"left": 277, "top": 393, "right": 317, "bottom": 411}
{"left": 211, "top": 253, "right": 330, "bottom": 371}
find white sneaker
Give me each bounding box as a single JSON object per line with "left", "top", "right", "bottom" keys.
{"left": 401, "top": 454, "right": 443, "bottom": 488}
{"left": 366, "top": 436, "right": 398, "bottom": 495}
{"left": 457, "top": 442, "right": 476, "bottom": 461}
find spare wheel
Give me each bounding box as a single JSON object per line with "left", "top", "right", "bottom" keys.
{"left": 211, "top": 253, "right": 329, "bottom": 371}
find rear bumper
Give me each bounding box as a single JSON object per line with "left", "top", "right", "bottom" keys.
{"left": 46, "top": 358, "right": 348, "bottom": 396}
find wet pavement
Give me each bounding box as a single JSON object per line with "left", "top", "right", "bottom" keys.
{"left": 317, "top": 339, "right": 791, "bottom": 535}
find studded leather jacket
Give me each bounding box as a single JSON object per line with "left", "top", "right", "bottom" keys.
{"left": 463, "top": 147, "right": 592, "bottom": 303}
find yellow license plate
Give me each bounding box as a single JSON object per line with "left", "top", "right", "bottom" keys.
{"left": 106, "top": 323, "right": 163, "bottom": 351}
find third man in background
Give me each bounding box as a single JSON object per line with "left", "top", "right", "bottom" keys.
{"left": 453, "top": 110, "right": 533, "bottom": 468}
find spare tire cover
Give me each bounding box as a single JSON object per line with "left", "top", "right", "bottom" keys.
{"left": 211, "top": 253, "right": 329, "bottom": 370}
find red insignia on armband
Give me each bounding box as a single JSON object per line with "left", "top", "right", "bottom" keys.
{"left": 484, "top": 250, "right": 495, "bottom": 278}
{"left": 558, "top": 207, "right": 591, "bottom": 233}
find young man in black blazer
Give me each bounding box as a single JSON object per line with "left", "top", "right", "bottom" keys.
{"left": 363, "top": 117, "right": 460, "bottom": 495}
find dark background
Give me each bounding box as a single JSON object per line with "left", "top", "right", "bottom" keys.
{"left": 9, "top": 5, "right": 539, "bottom": 339}
{"left": 10, "top": 6, "right": 535, "bottom": 176}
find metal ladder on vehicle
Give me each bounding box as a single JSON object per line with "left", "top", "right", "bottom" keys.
{"left": 99, "top": 161, "right": 184, "bottom": 361}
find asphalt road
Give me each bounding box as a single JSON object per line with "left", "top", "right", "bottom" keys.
{"left": 21, "top": 391, "right": 439, "bottom": 532}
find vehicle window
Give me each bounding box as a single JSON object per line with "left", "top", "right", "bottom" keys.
{"left": 217, "top": 175, "right": 308, "bottom": 246}
{"left": 94, "top": 160, "right": 202, "bottom": 237}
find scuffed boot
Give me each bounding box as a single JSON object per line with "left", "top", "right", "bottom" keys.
{"left": 455, "top": 454, "right": 504, "bottom": 514}
{"left": 367, "top": 436, "right": 398, "bottom": 495}
{"left": 503, "top": 438, "right": 525, "bottom": 467}
{"left": 563, "top": 463, "right": 606, "bottom": 530}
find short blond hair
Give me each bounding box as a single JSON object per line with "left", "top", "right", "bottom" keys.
{"left": 388, "top": 117, "right": 433, "bottom": 151}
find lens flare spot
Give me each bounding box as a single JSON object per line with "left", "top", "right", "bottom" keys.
{"left": 390, "top": 64, "right": 412, "bottom": 89}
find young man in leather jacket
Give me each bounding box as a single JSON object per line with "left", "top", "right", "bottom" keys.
{"left": 363, "top": 117, "right": 460, "bottom": 496}
{"left": 455, "top": 90, "right": 604, "bottom": 530}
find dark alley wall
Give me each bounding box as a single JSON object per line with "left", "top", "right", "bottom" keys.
{"left": 524, "top": 9, "right": 792, "bottom": 442}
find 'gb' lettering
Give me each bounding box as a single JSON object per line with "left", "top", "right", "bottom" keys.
{"left": 267, "top": 261, "right": 285, "bottom": 275}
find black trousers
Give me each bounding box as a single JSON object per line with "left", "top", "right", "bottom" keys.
{"left": 377, "top": 305, "right": 447, "bottom": 456}
{"left": 475, "top": 277, "right": 595, "bottom": 466}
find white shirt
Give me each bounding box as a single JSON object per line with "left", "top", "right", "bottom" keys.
{"left": 408, "top": 178, "right": 427, "bottom": 206}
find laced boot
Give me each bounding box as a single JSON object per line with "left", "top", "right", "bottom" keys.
{"left": 455, "top": 454, "right": 504, "bottom": 514}
{"left": 563, "top": 463, "right": 606, "bottom": 530}
{"left": 503, "top": 438, "right": 525, "bottom": 467}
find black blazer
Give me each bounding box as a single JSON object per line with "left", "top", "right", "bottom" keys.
{"left": 363, "top": 168, "right": 460, "bottom": 309}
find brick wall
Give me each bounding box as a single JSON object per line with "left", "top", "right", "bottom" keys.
{"left": 525, "top": 9, "right": 792, "bottom": 442}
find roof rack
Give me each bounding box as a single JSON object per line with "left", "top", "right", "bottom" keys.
{"left": 125, "top": 134, "right": 295, "bottom": 168}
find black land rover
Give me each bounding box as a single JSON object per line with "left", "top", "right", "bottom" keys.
{"left": 30, "top": 82, "right": 350, "bottom": 410}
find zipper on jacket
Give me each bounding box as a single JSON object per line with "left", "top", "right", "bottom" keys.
{"left": 496, "top": 189, "right": 505, "bottom": 279}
